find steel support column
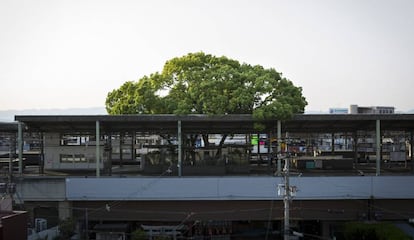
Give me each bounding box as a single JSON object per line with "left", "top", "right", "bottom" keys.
{"left": 178, "top": 120, "right": 182, "bottom": 177}
{"left": 277, "top": 120, "right": 282, "bottom": 176}
{"left": 119, "top": 132, "right": 123, "bottom": 167}
{"left": 411, "top": 131, "right": 414, "bottom": 173}
{"left": 132, "top": 131, "right": 136, "bottom": 162}
{"left": 18, "top": 122, "right": 23, "bottom": 174}
{"left": 376, "top": 119, "right": 381, "bottom": 176}
{"left": 96, "top": 120, "right": 100, "bottom": 178}
{"left": 8, "top": 133, "right": 14, "bottom": 181}
{"left": 353, "top": 131, "right": 358, "bottom": 166}
{"left": 40, "top": 132, "right": 44, "bottom": 175}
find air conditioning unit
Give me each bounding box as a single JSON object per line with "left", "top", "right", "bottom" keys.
{"left": 35, "top": 218, "right": 47, "bottom": 232}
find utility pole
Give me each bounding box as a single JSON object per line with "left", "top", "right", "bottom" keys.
{"left": 277, "top": 134, "right": 297, "bottom": 240}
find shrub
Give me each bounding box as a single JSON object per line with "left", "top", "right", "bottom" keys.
{"left": 344, "top": 222, "right": 411, "bottom": 240}
{"left": 131, "top": 229, "right": 147, "bottom": 240}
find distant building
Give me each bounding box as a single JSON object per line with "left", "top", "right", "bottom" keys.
{"left": 0, "top": 182, "right": 28, "bottom": 240}
{"left": 349, "top": 105, "right": 395, "bottom": 114}
{"left": 329, "top": 108, "right": 348, "bottom": 114}
{"left": 0, "top": 210, "right": 28, "bottom": 240}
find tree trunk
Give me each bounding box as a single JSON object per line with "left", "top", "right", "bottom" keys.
{"left": 202, "top": 134, "right": 210, "bottom": 147}
{"left": 215, "top": 134, "right": 228, "bottom": 159}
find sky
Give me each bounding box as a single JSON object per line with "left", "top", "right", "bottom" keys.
{"left": 1, "top": 0, "right": 414, "bottom": 113}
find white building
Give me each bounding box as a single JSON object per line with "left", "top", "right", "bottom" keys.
{"left": 329, "top": 108, "right": 348, "bottom": 114}
{"left": 350, "top": 104, "right": 395, "bottom": 114}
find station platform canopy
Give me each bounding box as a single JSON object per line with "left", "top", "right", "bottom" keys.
{"left": 0, "top": 122, "right": 18, "bottom": 132}
{"left": 12, "top": 114, "right": 414, "bottom": 134}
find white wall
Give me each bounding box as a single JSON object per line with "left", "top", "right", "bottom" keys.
{"left": 44, "top": 133, "right": 103, "bottom": 170}
{"left": 65, "top": 176, "right": 414, "bottom": 201}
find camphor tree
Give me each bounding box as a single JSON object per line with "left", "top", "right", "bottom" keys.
{"left": 106, "top": 52, "right": 306, "bottom": 118}
{"left": 106, "top": 52, "right": 307, "bottom": 156}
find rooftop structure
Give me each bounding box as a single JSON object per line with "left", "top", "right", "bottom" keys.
{"left": 0, "top": 211, "right": 28, "bottom": 240}
{"left": 329, "top": 108, "right": 348, "bottom": 114}
{"left": 350, "top": 104, "right": 395, "bottom": 114}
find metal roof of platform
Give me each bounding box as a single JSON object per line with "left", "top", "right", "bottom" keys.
{"left": 13, "top": 114, "right": 414, "bottom": 133}
{"left": 0, "top": 122, "right": 17, "bottom": 132}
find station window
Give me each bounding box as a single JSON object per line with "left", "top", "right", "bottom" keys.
{"left": 60, "top": 154, "right": 87, "bottom": 163}
{"left": 60, "top": 134, "right": 104, "bottom": 146}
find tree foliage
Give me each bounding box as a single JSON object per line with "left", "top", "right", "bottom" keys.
{"left": 343, "top": 222, "right": 411, "bottom": 240}
{"left": 54, "top": 218, "right": 76, "bottom": 240}
{"left": 131, "top": 229, "right": 147, "bottom": 240}
{"left": 106, "top": 52, "right": 307, "bottom": 120}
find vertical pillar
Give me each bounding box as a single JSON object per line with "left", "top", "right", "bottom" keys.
{"left": 247, "top": 134, "right": 251, "bottom": 166}
{"left": 17, "top": 122, "right": 23, "bottom": 174}
{"left": 106, "top": 133, "right": 112, "bottom": 176}
{"left": 411, "top": 131, "right": 414, "bottom": 173}
{"left": 321, "top": 221, "right": 331, "bottom": 239}
{"left": 376, "top": 120, "right": 381, "bottom": 176}
{"left": 132, "top": 131, "right": 136, "bottom": 162}
{"left": 257, "top": 133, "right": 261, "bottom": 165}
{"left": 58, "top": 201, "right": 73, "bottom": 220}
{"left": 119, "top": 132, "right": 123, "bottom": 167}
{"left": 96, "top": 120, "right": 100, "bottom": 178}
{"left": 353, "top": 131, "right": 358, "bottom": 166}
{"left": 8, "top": 134, "right": 14, "bottom": 182}
{"left": 344, "top": 132, "right": 348, "bottom": 151}
{"left": 85, "top": 208, "right": 89, "bottom": 240}
{"left": 331, "top": 133, "right": 335, "bottom": 155}
{"left": 178, "top": 120, "right": 182, "bottom": 177}
{"left": 277, "top": 120, "right": 282, "bottom": 176}
{"left": 40, "top": 132, "right": 44, "bottom": 175}
{"left": 268, "top": 131, "right": 272, "bottom": 172}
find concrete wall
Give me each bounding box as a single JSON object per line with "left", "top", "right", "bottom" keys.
{"left": 16, "top": 177, "right": 66, "bottom": 202}
{"left": 14, "top": 176, "right": 414, "bottom": 222}
{"left": 65, "top": 176, "right": 414, "bottom": 201}
{"left": 15, "top": 176, "right": 414, "bottom": 202}
{"left": 44, "top": 133, "right": 103, "bottom": 170}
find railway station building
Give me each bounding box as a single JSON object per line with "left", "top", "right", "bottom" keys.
{"left": 1, "top": 114, "right": 414, "bottom": 239}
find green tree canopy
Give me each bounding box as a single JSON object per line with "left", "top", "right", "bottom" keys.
{"left": 106, "top": 52, "right": 307, "bottom": 120}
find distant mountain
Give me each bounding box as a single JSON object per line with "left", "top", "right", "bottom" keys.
{"left": 304, "top": 110, "right": 328, "bottom": 114}
{"left": 0, "top": 107, "right": 107, "bottom": 122}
